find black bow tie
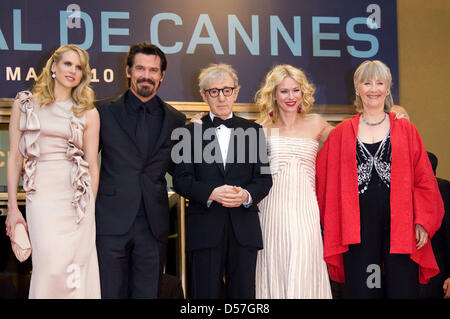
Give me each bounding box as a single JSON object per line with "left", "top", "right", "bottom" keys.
{"left": 212, "top": 117, "right": 234, "bottom": 128}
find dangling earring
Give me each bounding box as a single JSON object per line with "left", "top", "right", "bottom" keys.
{"left": 270, "top": 99, "right": 277, "bottom": 117}
{"left": 51, "top": 72, "right": 56, "bottom": 79}
{"left": 355, "top": 91, "right": 360, "bottom": 96}
{"left": 298, "top": 105, "right": 302, "bottom": 114}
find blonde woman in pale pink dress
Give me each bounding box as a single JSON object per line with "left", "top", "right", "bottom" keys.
{"left": 255, "top": 65, "right": 333, "bottom": 298}
{"left": 5, "top": 45, "right": 101, "bottom": 298}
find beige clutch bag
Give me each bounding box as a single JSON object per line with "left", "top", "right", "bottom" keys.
{"left": 11, "top": 223, "right": 31, "bottom": 262}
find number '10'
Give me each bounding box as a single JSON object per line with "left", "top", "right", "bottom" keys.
{"left": 91, "top": 68, "right": 114, "bottom": 83}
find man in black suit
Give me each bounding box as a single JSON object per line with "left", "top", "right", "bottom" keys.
{"left": 95, "top": 42, "right": 186, "bottom": 298}
{"left": 420, "top": 152, "right": 450, "bottom": 299}
{"left": 172, "top": 64, "right": 272, "bottom": 298}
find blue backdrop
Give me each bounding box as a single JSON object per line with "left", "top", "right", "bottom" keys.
{"left": 0, "top": 0, "right": 398, "bottom": 104}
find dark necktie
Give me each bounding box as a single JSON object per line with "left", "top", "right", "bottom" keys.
{"left": 212, "top": 116, "right": 234, "bottom": 128}
{"left": 136, "top": 104, "right": 149, "bottom": 157}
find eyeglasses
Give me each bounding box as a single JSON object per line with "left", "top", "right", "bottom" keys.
{"left": 204, "top": 87, "right": 235, "bottom": 98}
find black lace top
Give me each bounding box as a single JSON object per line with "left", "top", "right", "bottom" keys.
{"left": 356, "top": 133, "right": 392, "bottom": 194}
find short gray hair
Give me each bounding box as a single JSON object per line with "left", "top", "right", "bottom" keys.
{"left": 353, "top": 60, "right": 394, "bottom": 112}
{"left": 198, "top": 63, "right": 240, "bottom": 91}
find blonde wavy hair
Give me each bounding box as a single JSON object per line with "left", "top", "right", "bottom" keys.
{"left": 255, "top": 64, "right": 315, "bottom": 124}
{"left": 32, "top": 44, "right": 94, "bottom": 116}
{"left": 353, "top": 60, "right": 393, "bottom": 112}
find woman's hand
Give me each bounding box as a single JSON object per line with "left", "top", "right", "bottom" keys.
{"left": 5, "top": 207, "right": 27, "bottom": 241}
{"left": 189, "top": 112, "right": 206, "bottom": 124}
{"left": 415, "top": 224, "right": 429, "bottom": 250}
{"left": 6, "top": 98, "right": 27, "bottom": 242}
{"left": 443, "top": 278, "right": 450, "bottom": 299}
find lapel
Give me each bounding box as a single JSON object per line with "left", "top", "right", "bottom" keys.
{"left": 202, "top": 115, "right": 226, "bottom": 176}
{"left": 147, "top": 96, "right": 169, "bottom": 162}
{"left": 109, "top": 92, "right": 140, "bottom": 152}
{"left": 224, "top": 116, "right": 244, "bottom": 176}
{"left": 224, "top": 135, "right": 234, "bottom": 175}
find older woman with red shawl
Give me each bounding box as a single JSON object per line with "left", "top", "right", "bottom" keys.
{"left": 316, "top": 60, "right": 444, "bottom": 298}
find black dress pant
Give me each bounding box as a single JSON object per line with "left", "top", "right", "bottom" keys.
{"left": 343, "top": 229, "right": 419, "bottom": 299}
{"left": 96, "top": 205, "right": 166, "bottom": 299}
{"left": 188, "top": 213, "right": 258, "bottom": 299}
{"left": 343, "top": 181, "right": 419, "bottom": 299}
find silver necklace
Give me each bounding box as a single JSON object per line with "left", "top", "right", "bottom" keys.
{"left": 361, "top": 112, "right": 387, "bottom": 126}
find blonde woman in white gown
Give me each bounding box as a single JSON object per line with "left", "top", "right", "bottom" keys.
{"left": 255, "top": 65, "right": 333, "bottom": 299}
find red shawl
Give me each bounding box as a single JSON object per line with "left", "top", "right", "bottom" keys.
{"left": 316, "top": 112, "right": 444, "bottom": 284}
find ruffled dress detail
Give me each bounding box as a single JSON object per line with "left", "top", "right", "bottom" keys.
{"left": 17, "top": 90, "right": 90, "bottom": 223}
{"left": 17, "top": 91, "right": 40, "bottom": 200}
{"left": 67, "top": 116, "right": 91, "bottom": 223}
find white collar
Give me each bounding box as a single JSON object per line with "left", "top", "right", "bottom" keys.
{"left": 209, "top": 112, "right": 233, "bottom": 122}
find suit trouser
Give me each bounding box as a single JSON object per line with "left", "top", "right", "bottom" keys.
{"left": 96, "top": 207, "right": 166, "bottom": 299}
{"left": 188, "top": 213, "right": 258, "bottom": 299}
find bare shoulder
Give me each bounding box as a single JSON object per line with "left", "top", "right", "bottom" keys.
{"left": 85, "top": 107, "right": 100, "bottom": 118}
{"left": 306, "top": 113, "right": 334, "bottom": 142}
{"left": 85, "top": 107, "right": 100, "bottom": 126}
{"left": 303, "top": 113, "right": 329, "bottom": 130}
{"left": 306, "top": 112, "right": 326, "bottom": 123}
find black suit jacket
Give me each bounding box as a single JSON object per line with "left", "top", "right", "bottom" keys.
{"left": 95, "top": 92, "right": 186, "bottom": 241}
{"left": 172, "top": 114, "right": 272, "bottom": 251}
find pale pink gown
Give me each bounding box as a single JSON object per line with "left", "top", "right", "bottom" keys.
{"left": 255, "top": 136, "right": 332, "bottom": 299}
{"left": 16, "top": 91, "right": 100, "bottom": 299}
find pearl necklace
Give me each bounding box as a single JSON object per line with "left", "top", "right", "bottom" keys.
{"left": 361, "top": 112, "right": 387, "bottom": 126}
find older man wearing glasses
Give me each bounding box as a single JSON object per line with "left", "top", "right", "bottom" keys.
{"left": 173, "top": 63, "right": 272, "bottom": 299}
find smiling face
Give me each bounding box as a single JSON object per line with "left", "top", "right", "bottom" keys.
{"left": 356, "top": 78, "right": 389, "bottom": 111}
{"left": 51, "top": 49, "right": 83, "bottom": 91}
{"left": 126, "top": 53, "right": 165, "bottom": 102}
{"left": 275, "top": 76, "right": 302, "bottom": 115}
{"left": 200, "top": 73, "right": 239, "bottom": 120}
{"left": 353, "top": 60, "right": 393, "bottom": 112}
